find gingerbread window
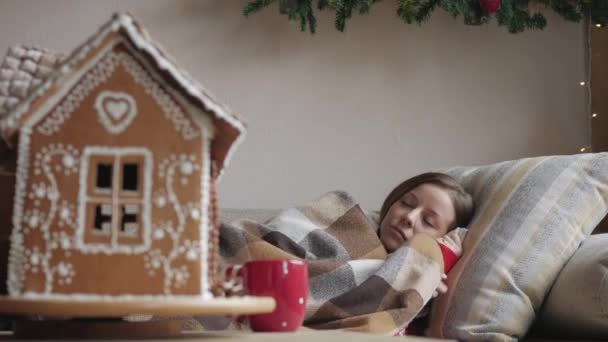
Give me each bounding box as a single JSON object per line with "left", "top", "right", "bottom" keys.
{"left": 77, "top": 147, "right": 152, "bottom": 253}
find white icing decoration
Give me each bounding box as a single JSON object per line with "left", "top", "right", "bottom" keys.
{"left": 173, "top": 266, "right": 190, "bottom": 288}
{"left": 199, "top": 123, "right": 212, "bottom": 296}
{"left": 143, "top": 152, "right": 205, "bottom": 295}
{"left": 94, "top": 90, "right": 138, "bottom": 134}
{"left": 28, "top": 216, "right": 39, "bottom": 228}
{"left": 34, "top": 184, "right": 46, "bottom": 198}
{"left": 60, "top": 208, "right": 70, "bottom": 219}
{"left": 190, "top": 208, "right": 200, "bottom": 220}
{"left": 186, "top": 249, "right": 197, "bottom": 261}
{"left": 57, "top": 200, "right": 76, "bottom": 228}
{"left": 22, "top": 208, "right": 44, "bottom": 234}
{"left": 62, "top": 155, "right": 74, "bottom": 168}
{"left": 9, "top": 142, "right": 81, "bottom": 294}
{"left": 37, "top": 54, "right": 119, "bottom": 136}
{"left": 153, "top": 229, "right": 164, "bottom": 240}
{"left": 180, "top": 161, "right": 193, "bottom": 175}
{"left": 55, "top": 262, "right": 75, "bottom": 286}
{"left": 118, "top": 52, "right": 199, "bottom": 140}
{"left": 31, "top": 47, "right": 204, "bottom": 142}
{"left": 47, "top": 190, "right": 58, "bottom": 200}
{"left": 154, "top": 195, "right": 166, "bottom": 208}
{"left": 58, "top": 263, "right": 69, "bottom": 276}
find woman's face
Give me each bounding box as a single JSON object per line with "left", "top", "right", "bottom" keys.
{"left": 380, "top": 183, "right": 456, "bottom": 252}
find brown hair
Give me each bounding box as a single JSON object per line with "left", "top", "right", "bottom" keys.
{"left": 379, "top": 172, "right": 475, "bottom": 230}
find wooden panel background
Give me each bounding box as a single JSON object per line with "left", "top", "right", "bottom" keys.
{"left": 591, "top": 25, "right": 608, "bottom": 234}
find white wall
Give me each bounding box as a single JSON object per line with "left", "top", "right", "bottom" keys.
{"left": 0, "top": 0, "right": 588, "bottom": 210}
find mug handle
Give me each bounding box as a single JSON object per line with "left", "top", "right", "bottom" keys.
{"left": 222, "top": 265, "right": 249, "bottom": 328}
{"left": 222, "top": 264, "right": 245, "bottom": 296}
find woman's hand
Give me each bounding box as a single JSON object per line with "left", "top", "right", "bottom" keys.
{"left": 433, "top": 273, "right": 448, "bottom": 298}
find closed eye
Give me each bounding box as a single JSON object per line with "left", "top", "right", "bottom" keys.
{"left": 400, "top": 200, "right": 413, "bottom": 208}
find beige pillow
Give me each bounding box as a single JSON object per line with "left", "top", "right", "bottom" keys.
{"left": 427, "top": 153, "right": 608, "bottom": 341}
{"left": 535, "top": 234, "right": 608, "bottom": 339}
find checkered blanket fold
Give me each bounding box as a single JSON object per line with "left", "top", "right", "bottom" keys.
{"left": 218, "top": 190, "right": 444, "bottom": 335}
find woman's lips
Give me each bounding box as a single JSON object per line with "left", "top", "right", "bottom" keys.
{"left": 391, "top": 225, "right": 407, "bottom": 243}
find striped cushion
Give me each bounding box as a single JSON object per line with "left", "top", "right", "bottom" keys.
{"left": 427, "top": 153, "right": 608, "bottom": 341}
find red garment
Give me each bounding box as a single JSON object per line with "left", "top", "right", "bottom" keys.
{"left": 400, "top": 240, "right": 460, "bottom": 336}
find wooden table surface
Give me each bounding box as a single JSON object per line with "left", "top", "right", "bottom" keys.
{"left": 0, "top": 330, "right": 454, "bottom": 342}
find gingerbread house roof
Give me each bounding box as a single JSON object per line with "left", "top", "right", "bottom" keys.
{"left": 0, "top": 13, "right": 245, "bottom": 178}
{"left": 0, "top": 46, "right": 66, "bottom": 119}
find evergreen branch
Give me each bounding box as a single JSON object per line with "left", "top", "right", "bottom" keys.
{"left": 398, "top": 0, "right": 440, "bottom": 24}
{"left": 330, "top": 0, "right": 383, "bottom": 31}
{"left": 528, "top": 12, "right": 548, "bottom": 30}
{"left": 547, "top": 0, "right": 583, "bottom": 22}
{"left": 397, "top": 0, "right": 421, "bottom": 24}
{"left": 496, "top": 0, "right": 546, "bottom": 33}
{"left": 244, "top": 0, "right": 276, "bottom": 16}
{"left": 243, "top": 0, "right": 608, "bottom": 33}
{"left": 438, "top": 0, "right": 485, "bottom": 25}
{"left": 303, "top": 0, "right": 317, "bottom": 32}
{"left": 358, "top": 0, "right": 381, "bottom": 14}
{"left": 334, "top": 0, "right": 356, "bottom": 31}
{"left": 307, "top": 5, "right": 318, "bottom": 32}
{"left": 415, "top": 0, "right": 440, "bottom": 23}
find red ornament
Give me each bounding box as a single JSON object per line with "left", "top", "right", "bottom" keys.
{"left": 480, "top": 0, "right": 500, "bottom": 14}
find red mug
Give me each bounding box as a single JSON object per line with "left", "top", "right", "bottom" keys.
{"left": 224, "top": 259, "right": 308, "bottom": 332}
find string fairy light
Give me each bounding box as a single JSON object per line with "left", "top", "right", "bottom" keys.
{"left": 590, "top": 18, "right": 604, "bottom": 121}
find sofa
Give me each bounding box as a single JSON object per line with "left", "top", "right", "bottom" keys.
{"left": 0, "top": 225, "right": 606, "bottom": 341}
{"left": 220, "top": 207, "right": 608, "bottom": 341}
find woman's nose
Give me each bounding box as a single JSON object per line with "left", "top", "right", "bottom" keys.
{"left": 402, "top": 210, "right": 418, "bottom": 227}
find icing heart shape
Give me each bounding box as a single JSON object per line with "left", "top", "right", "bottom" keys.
{"left": 105, "top": 100, "right": 129, "bottom": 121}
{"left": 94, "top": 91, "right": 137, "bottom": 134}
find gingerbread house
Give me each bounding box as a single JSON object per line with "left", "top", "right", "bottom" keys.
{"left": 0, "top": 13, "right": 245, "bottom": 300}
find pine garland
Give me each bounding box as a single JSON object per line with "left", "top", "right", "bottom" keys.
{"left": 243, "top": 0, "right": 608, "bottom": 33}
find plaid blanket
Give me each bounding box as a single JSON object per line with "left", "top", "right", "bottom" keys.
{"left": 217, "top": 191, "right": 445, "bottom": 335}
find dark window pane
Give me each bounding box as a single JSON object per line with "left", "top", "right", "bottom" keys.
{"left": 121, "top": 205, "right": 138, "bottom": 234}
{"left": 96, "top": 164, "right": 113, "bottom": 189}
{"left": 94, "top": 205, "right": 112, "bottom": 231}
{"left": 122, "top": 164, "right": 138, "bottom": 191}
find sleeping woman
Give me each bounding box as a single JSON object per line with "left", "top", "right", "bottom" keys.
{"left": 377, "top": 172, "right": 475, "bottom": 335}
{"left": 215, "top": 171, "right": 475, "bottom": 335}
